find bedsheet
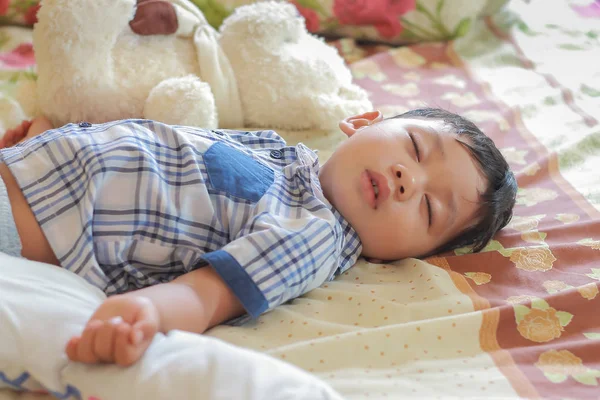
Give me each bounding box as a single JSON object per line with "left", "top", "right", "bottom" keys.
{"left": 0, "top": 0, "right": 599, "bottom": 398}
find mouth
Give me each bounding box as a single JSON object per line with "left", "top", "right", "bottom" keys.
{"left": 361, "top": 170, "right": 390, "bottom": 209}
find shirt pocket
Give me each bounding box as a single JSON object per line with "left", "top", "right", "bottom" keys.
{"left": 204, "top": 142, "right": 275, "bottom": 202}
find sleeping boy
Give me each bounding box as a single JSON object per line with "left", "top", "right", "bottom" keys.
{"left": 0, "top": 108, "right": 517, "bottom": 366}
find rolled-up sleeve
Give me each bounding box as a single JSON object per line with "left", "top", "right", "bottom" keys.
{"left": 201, "top": 213, "right": 339, "bottom": 318}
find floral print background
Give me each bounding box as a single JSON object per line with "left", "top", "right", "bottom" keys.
{"left": 192, "top": 0, "right": 508, "bottom": 44}
{"left": 0, "top": 0, "right": 39, "bottom": 26}
{"left": 0, "top": 0, "right": 508, "bottom": 44}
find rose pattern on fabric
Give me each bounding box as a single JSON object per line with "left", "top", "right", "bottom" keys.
{"left": 577, "top": 238, "right": 600, "bottom": 250}
{"left": 507, "top": 215, "right": 545, "bottom": 232}
{"left": 463, "top": 110, "right": 510, "bottom": 132}
{"left": 0, "top": 0, "right": 10, "bottom": 16}
{"left": 388, "top": 47, "right": 426, "bottom": 68}
{"left": 0, "top": 0, "right": 40, "bottom": 24}
{"left": 441, "top": 92, "right": 480, "bottom": 108}
{"left": 333, "top": 0, "right": 416, "bottom": 38}
{"left": 520, "top": 162, "right": 541, "bottom": 176}
{"left": 291, "top": 1, "right": 320, "bottom": 32}
{"left": 509, "top": 247, "right": 557, "bottom": 272}
{"left": 500, "top": 147, "right": 528, "bottom": 165}
{"left": 23, "top": 2, "right": 39, "bottom": 24}
{"left": 0, "top": 43, "right": 35, "bottom": 68}
{"left": 514, "top": 300, "right": 573, "bottom": 343}
{"left": 351, "top": 59, "right": 387, "bottom": 81}
{"left": 555, "top": 213, "right": 580, "bottom": 224}
{"left": 516, "top": 188, "right": 559, "bottom": 207}
{"left": 521, "top": 231, "right": 547, "bottom": 244}
{"left": 577, "top": 283, "right": 599, "bottom": 300}
{"left": 506, "top": 295, "right": 538, "bottom": 304}
{"left": 517, "top": 307, "right": 564, "bottom": 342}
{"left": 542, "top": 280, "right": 572, "bottom": 294}
{"left": 383, "top": 82, "right": 419, "bottom": 97}
{"left": 536, "top": 350, "right": 587, "bottom": 376}
{"left": 464, "top": 272, "right": 492, "bottom": 285}
{"left": 535, "top": 349, "right": 600, "bottom": 386}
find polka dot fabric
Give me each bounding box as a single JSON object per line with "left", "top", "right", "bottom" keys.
{"left": 210, "top": 259, "right": 520, "bottom": 398}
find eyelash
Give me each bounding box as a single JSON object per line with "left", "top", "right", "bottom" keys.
{"left": 408, "top": 132, "right": 421, "bottom": 162}
{"left": 425, "top": 195, "right": 432, "bottom": 227}
{"left": 409, "top": 132, "right": 433, "bottom": 227}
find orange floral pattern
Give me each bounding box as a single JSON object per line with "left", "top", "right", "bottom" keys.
{"left": 506, "top": 215, "right": 545, "bottom": 232}
{"left": 509, "top": 247, "right": 557, "bottom": 272}
{"left": 555, "top": 213, "right": 580, "bottom": 224}
{"left": 517, "top": 307, "right": 564, "bottom": 343}
{"left": 520, "top": 162, "right": 541, "bottom": 176}
{"left": 506, "top": 295, "right": 538, "bottom": 304}
{"left": 542, "top": 280, "right": 572, "bottom": 294}
{"left": 464, "top": 272, "right": 492, "bottom": 285}
{"left": 500, "top": 146, "right": 528, "bottom": 165}
{"left": 577, "top": 238, "right": 600, "bottom": 250}
{"left": 577, "top": 283, "right": 599, "bottom": 300}
{"left": 535, "top": 350, "right": 587, "bottom": 376}
{"left": 516, "top": 188, "right": 559, "bottom": 207}
{"left": 521, "top": 231, "right": 547, "bottom": 244}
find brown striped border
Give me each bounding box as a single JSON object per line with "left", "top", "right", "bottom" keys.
{"left": 428, "top": 257, "right": 539, "bottom": 398}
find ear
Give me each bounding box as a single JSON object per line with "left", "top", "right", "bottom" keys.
{"left": 339, "top": 110, "right": 383, "bottom": 137}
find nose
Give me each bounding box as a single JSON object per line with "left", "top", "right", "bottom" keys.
{"left": 392, "top": 164, "right": 423, "bottom": 202}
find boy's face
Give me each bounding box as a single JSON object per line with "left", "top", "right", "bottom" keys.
{"left": 318, "top": 111, "right": 486, "bottom": 260}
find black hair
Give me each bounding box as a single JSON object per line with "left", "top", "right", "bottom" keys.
{"left": 390, "top": 108, "right": 517, "bottom": 254}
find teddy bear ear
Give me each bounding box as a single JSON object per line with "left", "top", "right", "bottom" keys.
{"left": 219, "top": 2, "right": 305, "bottom": 47}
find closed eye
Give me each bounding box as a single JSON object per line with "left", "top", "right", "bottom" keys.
{"left": 409, "top": 132, "right": 421, "bottom": 162}
{"left": 425, "top": 195, "right": 433, "bottom": 227}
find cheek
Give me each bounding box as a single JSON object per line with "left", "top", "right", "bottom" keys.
{"left": 360, "top": 210, "right": 410, "bottom": 246}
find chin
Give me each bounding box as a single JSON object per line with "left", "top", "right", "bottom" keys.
{"left": 360, "top": 244, "right": 407, "bottom": 262}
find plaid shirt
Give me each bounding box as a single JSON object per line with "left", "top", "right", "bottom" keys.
{"left": 0, "top": 120, "right": 361, "bottom": 318}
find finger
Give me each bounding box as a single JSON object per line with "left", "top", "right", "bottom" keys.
{"left": 65, "top": 337, "right": 80, "bottom": 361}
{"left": 20, "top": 120, "right": 31, "bottom": 131}
{"left": 2, "top": 130, "right": 15, "bottom": 146}
{"left": 93, "top": 320, "right": 118, "bottom": 363}
{"left": 6, "top": 129, "right": 22, "bottom": 146}
{"left": 77, "top": 320, "right": 103, "bottom": 363}
{"left": 130, "top": 319, "right": 157, "bottom": 345}
{"left": 115, "top": 323, "right": 139, "bottom": 367}
{"left": 130, "top": 326, "right": 144, "bottom": 346}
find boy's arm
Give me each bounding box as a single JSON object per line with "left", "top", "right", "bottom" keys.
{"left": 66, "top": 266, "right": 245, "bottom": 366}
{"left": 129, "top": 265, "right": 245, "bottom": 333}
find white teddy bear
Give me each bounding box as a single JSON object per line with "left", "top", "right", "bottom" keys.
{"left": 19, "top": 0, "right": 371, "bottom": 131}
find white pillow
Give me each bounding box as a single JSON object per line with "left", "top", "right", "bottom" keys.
{"left": 0, "top": 254, "right": 104, "bottom": 395}
{"left": 0, "top": 253, "right": 343, "bottom": 400}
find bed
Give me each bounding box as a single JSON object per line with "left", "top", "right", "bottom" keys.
{"left": 0, "top": 0, "right": 599, "bottom": 398}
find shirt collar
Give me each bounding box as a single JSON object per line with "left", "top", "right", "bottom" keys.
{"left": 331, "top": 207, "right": 363, "bottom": 274}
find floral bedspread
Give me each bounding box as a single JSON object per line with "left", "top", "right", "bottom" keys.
{"left": 218, "top": 1, "right": 599, "bottom": 398}
{"left": 0, "top": 0, "right": 598, "bottom": 399}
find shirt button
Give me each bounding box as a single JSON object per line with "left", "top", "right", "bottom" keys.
{"left": 270, "top": 150, "right": 283, "bottom": 159}
{"left": 79, "top": 122, "right": 92, "bottom": 128}
{"left": 212, "top": 130, "right": 223, "bottom": 136}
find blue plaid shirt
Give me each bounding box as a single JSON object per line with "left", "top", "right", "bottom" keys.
{"left": 0, "top": 120, "right": 361, "bottom": 318}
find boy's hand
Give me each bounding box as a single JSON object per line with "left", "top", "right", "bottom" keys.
{"left": 66, "top": 295, "right": 160, "bottom": 367}
{"left": 0, "top": 120, "right": 32, "bottom": 149}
